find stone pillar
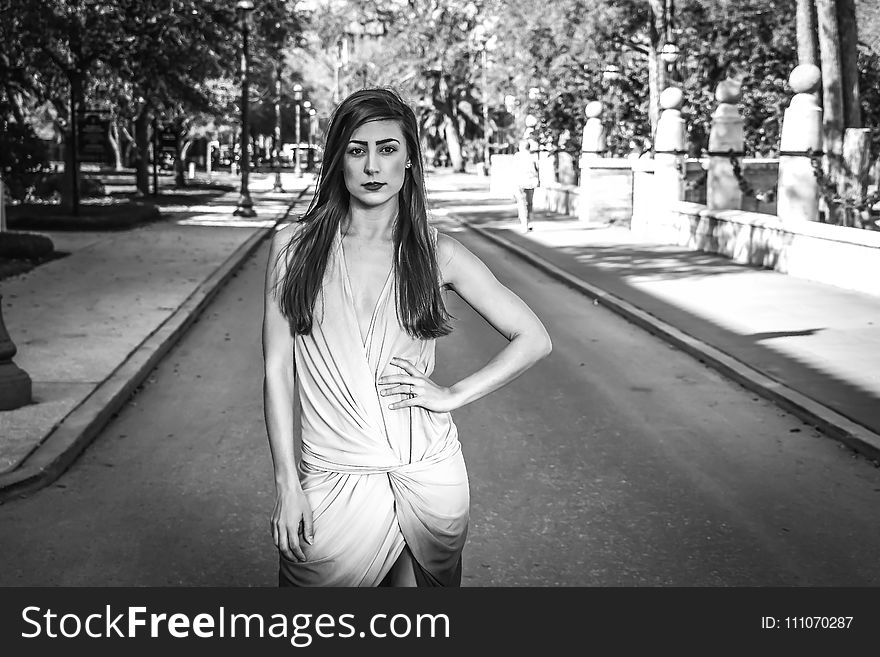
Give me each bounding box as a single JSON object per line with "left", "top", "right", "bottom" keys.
{"left": 707, "top": 79, "right": 744, "bottom": 211}
{"left": 0, "top": 295, "right": 32, "bottom": 411}
{"left": 579, "top": 101, "right": 606, "bottom": 167}
{"left": 538, "top": 147, "right": 556, "bottom": 186}
{"left": 654, "top": 86, "right": 687, "bottom": 211}
{"left": 778, "top": 65, "right": 822, "bottom": 222}
{"left": 578, "top": 101, "right": 606, "bottom": 222}
{"left": 557, "top": 130, "right": 576, "bottom": 185}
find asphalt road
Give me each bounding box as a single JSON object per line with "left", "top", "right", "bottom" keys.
{"left": 1, "top": 213, "right": 879, "bottom": 586}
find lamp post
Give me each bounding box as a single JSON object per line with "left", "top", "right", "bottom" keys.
{"left": 474, "top": 22, "right": 496, "bottom": 176}
{"left": 293, "top": 83, "right": 303, "bottom": 178}
{"left": 660, "top": 0, "right": 680, "bottom": 84}
{"left": 272, "top": 64, "right": 284, "bottom": 193}
{"left": 308, "top": 107, "right": 317, "bottom": 171}
{"left": 234, "top": 0, "right": 256, "bottom": 217}
{"left": 302, "top": 100, "right": 312, "bottom": 171}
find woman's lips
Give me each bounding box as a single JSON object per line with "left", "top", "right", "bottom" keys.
{"left": 362, "top": 182, "right": 386, "bottom": 191}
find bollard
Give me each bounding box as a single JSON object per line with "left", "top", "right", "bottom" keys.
{"left": 230, "top": 161, "right": 238, "bottom": 177}
{"left": 707, "top": 79, "right": 744, "bottom": 211}
{"left": 777, "top": 65, "right": 822, "bottom": 222}
{"left": 188, "top": 161, "right": 196, "bottom": 180}
{"left": 578, "top": 101, "right": 606, "bottom": 222}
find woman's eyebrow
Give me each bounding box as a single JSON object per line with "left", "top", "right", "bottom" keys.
{"left": 348, "top": 138, "right": 401, "bottom": 146}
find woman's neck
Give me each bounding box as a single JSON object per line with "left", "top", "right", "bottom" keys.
{"left": 343, "top": 197, "right": 399, "bottom": 241}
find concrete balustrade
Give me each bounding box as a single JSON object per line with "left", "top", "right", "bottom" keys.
{"left": 707, "top": 79, "right": 745, "bottom": 211}
{"left": 634, "top": 87, "right": 687, "bottom": 235}
{"left": 538, "top": 148, "right": 556, "bottom": 186}
{"left": 492, "top": 62, "right": 879, "bottom": 297}
{"left": 777, "top": 64, "right": 823, "bottom": 222}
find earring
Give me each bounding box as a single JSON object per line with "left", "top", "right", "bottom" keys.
{"left": 405, "top": 160, "right": 412, "bottom": 168}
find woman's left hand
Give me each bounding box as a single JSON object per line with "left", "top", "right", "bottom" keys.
{"left": 378, "top": 357, "right": 460, "bottom": 412}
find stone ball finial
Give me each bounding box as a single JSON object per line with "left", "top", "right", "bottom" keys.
{"left": 585, "top": 101, "right": 604, "bottom": 119}
{"left": 659, "top": 87, "right": 684, "bottom": 111}
{"left": 789, "top": 64, "right": 822, "bottom": 94}
{"left": 715, "top": 79, "right": 742, "bottom": 104}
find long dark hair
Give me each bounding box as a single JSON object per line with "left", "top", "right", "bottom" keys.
{"left": 274, "top": 87, "right": 452, "bottom": 340}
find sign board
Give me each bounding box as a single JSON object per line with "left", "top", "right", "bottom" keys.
{"left": 77, "top": 110, "right": 110, "bottom": 163}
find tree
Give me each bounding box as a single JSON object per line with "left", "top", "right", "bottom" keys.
{"left": 6, "top": 0, "right": 128, "bottom": 212}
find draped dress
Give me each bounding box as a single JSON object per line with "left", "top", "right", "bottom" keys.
{"left": 278, "top": 223, "right": 470, "bottom": 587}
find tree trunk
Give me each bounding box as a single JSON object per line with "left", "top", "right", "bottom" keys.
{"left": 121, "top": 123, "right": 135, "bottom": 167}
{"left": 63, "top": 72, "right": 83, "bottom": 215}
{"left": 174, "top": 135, "right": 187, "bottom": 188}
{"left": 133, "top": 109, "right": 151, "bottom": 197}
{"left": 836, "top": 0, "right": 861, "bottom": 128}
{"left": 796, "top": 0, "right": 819, "bottom": 66}
{"left": 840, "top": 128, "right": 871, "bottom": 226}
{"left": 108, "top": 120, "right": 124, "bottom": 171}
{"left": 646, "top": 0, "right": 667, "bottom": 139}
{"left": 443, "top": 116, "right": 465, "bottom": 172}
{"left": 816, "top": 0, "right": 844, "bottom": 222}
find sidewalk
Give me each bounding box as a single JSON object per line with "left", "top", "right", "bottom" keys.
{"left": 426, "top": 171, "right": 880, "bottom": 461}
{"left": 0, "top": 172, "right": 315, "bottom": 500}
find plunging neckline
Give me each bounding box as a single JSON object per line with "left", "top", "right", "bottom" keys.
{"left": 337, "top": 225, "right": 394, "bottom": 347}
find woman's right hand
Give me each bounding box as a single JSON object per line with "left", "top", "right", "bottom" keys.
{"left": 271, "top": 485, "right": 314, "bottom": 562}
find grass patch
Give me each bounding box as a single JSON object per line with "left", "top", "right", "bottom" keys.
{"left": 0, "top": 231, "right": 66, "bottom": 282}
{"left": 6, "top": 200, "right": 161, "bottom": 231}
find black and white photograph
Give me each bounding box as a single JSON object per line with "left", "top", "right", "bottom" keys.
{"left": 1, "top": 0, "right": 879, "bottom": 649}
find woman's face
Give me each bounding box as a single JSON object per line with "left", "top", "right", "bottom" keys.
{"left": 343, "top": 119, "right": 408, "bottom": 210}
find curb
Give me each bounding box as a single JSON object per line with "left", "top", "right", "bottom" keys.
{"left": 0, "top": 185, "right": 313, "bottom": 502}
{"left": 460, "top": 219, "right": 880, "bottom": 464}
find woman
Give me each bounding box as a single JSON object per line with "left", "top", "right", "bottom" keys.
{"left": 262, "top": 88, "right": 551, "bottom": 587}
{"left": 513, "top": 139, "right": 539, "bottom": 231}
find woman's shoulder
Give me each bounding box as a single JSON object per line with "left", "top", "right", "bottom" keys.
{"left": 271, "top": 219, "right": 306, "bottom": 246}
{"left": 434, "top": 228, "right": 454, "bottom": 267}
{"left": 435, "top": 228, "right": 488, "bottom": 287}
{"left": 267, "top": 220, "right": 307, "bottom": 281}
{"left": 270, "top": 220, "right": 310, "bottom": 257}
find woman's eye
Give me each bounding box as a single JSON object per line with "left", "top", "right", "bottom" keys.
{"left": 381, "top": 146, "right": 397, "bottom": 154}
{"left": 347, "top": 148, "right": 364, "bottom": 156}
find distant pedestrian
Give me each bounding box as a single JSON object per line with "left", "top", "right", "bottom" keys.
{"left": 262, "top": 87, "right": 552, "bottom": 587}
{"left": 513, "top": 139, "right": 539, "bottom": 231}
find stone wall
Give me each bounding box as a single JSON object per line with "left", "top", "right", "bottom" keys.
{"left": 633, "top": 201, "right": 880, "bottom": 297}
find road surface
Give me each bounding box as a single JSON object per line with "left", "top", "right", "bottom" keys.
{"left": 1, "top": 197, "right": 879, "bottom": 586}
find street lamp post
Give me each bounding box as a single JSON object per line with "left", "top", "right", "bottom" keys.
{"left": 273, "top": 64, "right": 284, "bottom": 193}
{"left": 234, "top": 0, "right": 256, "bottom": 217}
{"left": 302, "top": 100, "right": 312, "bottom": 171}
{"left": 474, "top": 22, "right": 496, "bottom": 176}
{"left": 293, "top": 83, "right": 303, "bottom": 178}
{"left": 660, "top": 0, "right": 680, "bottom": 85}
{"left": 480, "top": 45, "right": 491, "bottom": 175}
{"left": 308, "top": 107, "right": 317, "bottom": 171}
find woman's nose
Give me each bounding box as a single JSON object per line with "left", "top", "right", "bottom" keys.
{"left": 364, "top": 151, "right": 379, "bottom": 174}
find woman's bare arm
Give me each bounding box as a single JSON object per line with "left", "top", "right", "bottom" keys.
{"left": 262, "top": 223, "right": 312, "bottom": 560}
{"left": 439, "top": 232, "right": 552, "bottom": 407}
{"left": 378, "top": 232, "right": 552, "bottom": 411}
